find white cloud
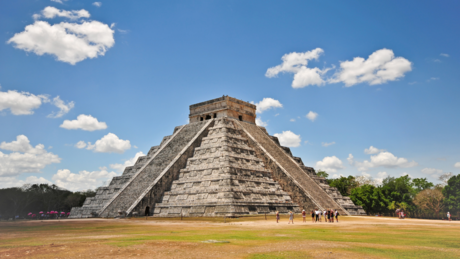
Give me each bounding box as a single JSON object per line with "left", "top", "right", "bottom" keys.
{"left": 75, "top": 141, "right": 87, "bottom": 149}
{"left": 110, "top": 151, "right": 145, "bottom": 173}
{"left": 0, "top": 135, "right": 61, "bottom": 177}
{"left": 374, "top": 171, "right": 388, "bottom": 185}
{"left": 0, "top": 90, "right": 49, "bottom": 115}
{"left": 274, "top": 131, "right": 301, "bottom": 147}
{"left": 330, "top": 48, "right": 412, "bottom": 87}
{"left": 93, "top": 2, "right": 102, "bottom": 7}
{"left": 8, "top": 9, "right": 115, "bottom": 65}
{"left": 347, "top": 154, "right": 354, "bottom": 165}
{"left": 321, "top": 142, "right": 335, "bottom": 147}
{"left": 34, "top": 6, "right": 90, "bottom": 20}
{"left": 0, "top": 175, "right": 52, "bottom": 189}
{"left": 60, "top": 114, "right": 107, "bottom": 131}
{"left": 364, "top": 146, "right": 385, "bottom": 154}
{"left": 255, "top": 117, "right": 268, "bottom": 127}
{"left": 440, "top": 53, "right": 449, "bottom": 57}
{"left": 52, "top": 167, "right": 117, "bottom": 191}
{"left": 454, "top": 162, "right": 460, "bottom": 168}
{"left": 50, "top": 0, "right": 68, "bottom": 4}
{"left": 290, "top": 119, "right": 295, "bottom": 122}
{"left": 85, "top": 133, "right": 131, "bottom": 154}
{"left": 306, "top": 111, "right": 318, "bottom": 121}
{"left": 427, "top": 77, "right": 439, "bottom": 82}
{"left": 254, "top": 98, "right": 283, "bottom": 113}
{"left": 315, "top": 156, "right": 344, "bottom": 173}
{"left": 266, "top": 48, "right": 329, "bottom": 88}
{"left": 421, "top": 168, "right": 443, "bottom": 177}
{"left": 47, "top": 96, "right": 74, "bottom": 118}
{"left": 354, "top": 151, "right": 418, "bottom": 172}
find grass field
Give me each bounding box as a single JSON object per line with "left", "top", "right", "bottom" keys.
{"left": 0, "top": 215, "right": 459, "bottom": 258}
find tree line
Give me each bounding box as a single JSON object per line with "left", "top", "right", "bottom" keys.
{"left": 317, "top": 171, "right": 460, "bottom": 219}
{"left": 0, "top": 184, "right": 95, "bottom": 220}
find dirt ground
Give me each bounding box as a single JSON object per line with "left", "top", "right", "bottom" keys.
{"left": 1, "top": 216, "right": 459, "bottom": 259}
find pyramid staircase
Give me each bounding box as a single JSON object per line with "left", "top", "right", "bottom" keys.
{"left": 153, "top": 118, "right": 299, "bottom": 216}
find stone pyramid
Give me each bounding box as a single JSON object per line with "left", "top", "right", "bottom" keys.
{"left": 153, "top": 117, "right": 298, "bottom": 217}
{"left": 70, "top": 96, "right": 365, "bottom": 218}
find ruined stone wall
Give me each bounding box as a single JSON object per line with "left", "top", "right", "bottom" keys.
{"left": 99, "top": 120, "right": 211, "bottom": 217}
{"left": 132, "top": 120, "right": 214, "bottom": 216}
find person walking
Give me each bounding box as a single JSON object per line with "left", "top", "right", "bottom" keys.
{"left": 276, "top": 211, "right": 280, "bottom": 223}
{"left": 331, "top": 210, "right": 334, "bottom": 223}
{"left": 323, "top": 209, "right": 327, "bottom": 223}
{"left": 447, "top": 212, "right": 451, "bottom": 221}
{"left": 288, "top": 211, "right": 294, "bottom": 224}
{"left": 335, "top": 209, "right": 339, "bottom": 223}
{"left": 311, "top": 210, "right": 315, "bottom": 223}
{"left": 302, "top": 209, "right": 306, "bottom": 223}
{"left": 327, "top": 209, "right": 331, "bottom": 223}
{"left": 315, "top": 209, "right": 319, "bottom": 222}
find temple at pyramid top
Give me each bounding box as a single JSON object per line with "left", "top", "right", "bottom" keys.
{"left": 189, "top": 95, "right": 256, "bottom": 124}
{"left": 70, "top": 96, "right": 365, "bottom": 218}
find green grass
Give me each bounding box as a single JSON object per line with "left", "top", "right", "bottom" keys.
{"left": 1, "top": 216, "right": 460, "bottom": 258}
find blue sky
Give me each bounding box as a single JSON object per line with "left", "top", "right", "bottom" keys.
{"left": 0, "top": 0, "right": 459, "bottom": 190}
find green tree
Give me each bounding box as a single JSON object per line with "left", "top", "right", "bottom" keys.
{"left": 350, "top": 184, "right": 390, "bottom": 215}
{"left": 442, "top": 174, "right": 460, "bottom": 216}
{"left": 381, "top": 175, "right": 416, "bottom": 211}
{"left": 316, "top": 170, "right": 329, "bottom": 179}
{"left": 412, "top": 178, "right": 434, "bottom": 193}
{"left": 328, "top": 175, "right": 359, "bottom": 196}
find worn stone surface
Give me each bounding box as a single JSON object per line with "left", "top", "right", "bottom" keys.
{"left": 70, "top": 96, "right": 365, "bottom": 218}
{"left": 152, "top": 118, "right": 299, "bottom": 217}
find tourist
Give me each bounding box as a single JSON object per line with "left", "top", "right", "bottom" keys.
{"left": 315, "top": 208, "right": 319, "bottom": 222}
{"left": 331, "top": 210, "right": 334, "bottom": 223}
{"left": 288, "top": 211, "right": 294, "bottom": 224}
{"left": 447, "top": 212, "right": 451, "bottom": 221}
{"left": 323, "top": 209, "right": 327, "bottom": 223}
{"left": 335, "top": 209, "right": 339, "bottom": 223}
{"left": 311, "top": 210, "right": 315, "bottom": 223}
{"left": 276, "top": 211, "right": 280, "bottom": 223}
{"left": 302, "top": 209, "right": 306, "bottom": 223}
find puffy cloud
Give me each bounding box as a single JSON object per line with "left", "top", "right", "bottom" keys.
{"left": 290, "top": 119, "right": 296, "bottom": 122}
{"left": 85, "top": 133, "right": 131, "bottom": 154}
{"left": 315, "top": 156, "right": 344, "bottom": 173}
{"left": 0, "top": 90, "right": 49, "bottom": 115}
{"left": 254, "top": 98, "right": 283, "bottom": 113}
{"left": 0, "top": 176, "right": 52, "bottom": 189}
{"left": 347, "top": 154, "right": 354, "bottom": 165}
{"left": 454, "top": 162, "right": 460, "bottom": 168}
{"left": 266, "top": 48, "right": 329, "bottom": 88}
{"left": 374, "top": 171, "right": 388, "bottom": 185}
{"left": 110, "top": 151, "right": 145, "bottom": 173}
{"left": 440, "top": 53, "right": 449, "bottom": 57}
{"left": 60, "top": 114, "right": 107, "bottom": 131}
{"left": 321, "top": 142, "right": 335, "bottom": 147}
{"left": 75, "top": 141, "right": 87, "bottom": 149}
{"left": 255, "top": 117, "right": 268, "bottom": 127}
{"left": 274, "top": 131, "right": 301, "bottom": 147}
{"left": 93, "top": 2, "right": 102, "bottom": 7}
{"left": 50, "top": 0, "right": 68, "bottom": 4}
{"left": 354, "top": 151, "right": 418, "bottom": 172}
{"left": 52, "top": 167, "right": 117, "bottom": 191}
{"left": 34, "top": 6, "right": 90, "bottom": 20}
{"left": 364, "top": 146, "right": 385, "bottom": 154}
{"left": 8, "top": 8, "right": 115, "bottom": 65}
{"left": 330, "top": 49, "right": 412, "bottom": 87}
{"left": 0, "top": 135, "right": 61, "bottom": 177}
{"left": 306, "top": 111, "right": 318, "bottom": 122}
{"left": 421, "top": 168, "right": 443, "bottom": 178}
{"left": 47, "top": 96, "right": 74, "bottom": 118}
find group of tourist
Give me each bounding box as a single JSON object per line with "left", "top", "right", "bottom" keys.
{"left": 275, "top": 209, "right": 339, "bottom": 224}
